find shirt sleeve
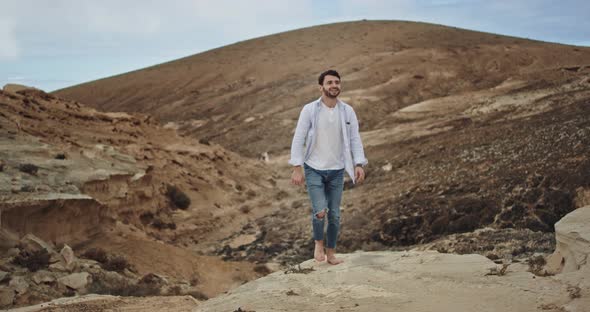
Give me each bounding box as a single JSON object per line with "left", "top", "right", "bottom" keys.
{"left": 349, "top": 107, "right": 368, "bottom": 166}
{"left": 288, "top": 105, "right": 311, "bottom": 166}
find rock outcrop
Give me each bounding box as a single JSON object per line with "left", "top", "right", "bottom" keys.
{"left": 547, "top": 206, "right": 590, "bottom": 273}
{"left": 197, "top": 207, "right": 590, "bottom": 312}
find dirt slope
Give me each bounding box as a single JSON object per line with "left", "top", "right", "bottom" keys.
{"left": 54, "top": 21, "right": 590, "bottom": 158}
{"left": 0, "top": 87, "right": 282, "bottom": 307}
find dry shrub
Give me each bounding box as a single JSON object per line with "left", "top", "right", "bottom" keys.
{"left": 103, "top": 255, "right": 131, "bottom": 273}
{"left": 246, "top": 189, "right": 257, "bottom": 198}
{"left": 151, "top": 218, "right": 177, "bottom": 230}
{"left": 253, "top": 264, "right": 271, "bottom": 275}
{"left": 188, "top": 290, "right": 209, "bottom": 301}
{"left": 88, "top": 278, "right": 161, "bottom": 297}
{"left": 567, "top": 285, "right": 582, "bottom": 299}
{"left": 166, "top": 185, "right": 191, "bottom": 210}
{"left": 82, "top": 247, "right": 109, "bottom": 264}
{"left": 18, "top": 163, "right": 39, "bottom": 175}
{"left": 239, "top": 205, "right": 251, "bottom": 214}
{"left": 12, "top": 249, "right": 50, "bottom": 272}
{"left": 527, "top": 255, "right": 552, "bottom": 276}
{"left": 81, "top": 247, "right": 132, "bottom": 273}
{"left": 167, "top": 285, "right": 183, "bottom": 296}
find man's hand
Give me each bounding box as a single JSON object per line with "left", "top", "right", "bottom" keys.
{"left": 291, "top": 166, "right": 305, "bottom": 186}
{"left": 355, "top": 166, "right": 365, "bottom": 184}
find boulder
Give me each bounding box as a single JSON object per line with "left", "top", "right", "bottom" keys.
{"left": 31, "top": 270, "right": 56, "bottom": 285}
{"left": 194, "top": 251, "right": 572, "bottom": 312}
{"left": 0, "top": 288, "right": 15, "bottom": 307}
{"left": 546, "top": 206, "right": 590, "bottom": 273}
{"left": 60, "top": 245, "right": 75, "bottom": 267}
{"left": 0, "top": 229, "right": 19, "bottom": 251}
{"left": 6, "top": 248, "right": 20, "bottom": 257}
{"left": 8, "top": 276, "right": 28, "bottom": 294}
{"left": 19, "top": 234, "right": 55, "bottom": 254}
{"left": 49, "top": 262, "right": 68, "bottom": 272}
{"left": 57, "top": 272, "right": 90, "bottom": 290}
{"left": 0, "top": 271, "right": 8, "bottom": 282}
{"left": 2, "top": 84, "right": 39, "bottom": 93}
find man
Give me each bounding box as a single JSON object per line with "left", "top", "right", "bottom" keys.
{"left": 289, "top": 69, "right": 368, "bottom": 265}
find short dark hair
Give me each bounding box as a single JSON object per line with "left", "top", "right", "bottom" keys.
{"left": 318, "top": 69, "right": 340, "bottom": 85}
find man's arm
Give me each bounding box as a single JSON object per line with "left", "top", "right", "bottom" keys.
{"left": 289, "top": 106, "right": 311, "bottom": 186}
{"left": 349, "top": 108, "right": 368, "bottom": 167}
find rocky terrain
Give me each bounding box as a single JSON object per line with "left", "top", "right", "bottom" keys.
{"left": 55, "top": 21, "right": 590, "bottom": 265}
{"left": 7, "top": 206, "right": 590, "bottom": 312}
{"left": 1, "top": 20, "right": 589, "bottom": 310}
{"left": 0, "top": 86, "right": 285, "bottom": 308}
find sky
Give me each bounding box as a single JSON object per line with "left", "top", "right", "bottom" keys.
{"left": 1, "top": 0, "right": 589, "bottom": 92}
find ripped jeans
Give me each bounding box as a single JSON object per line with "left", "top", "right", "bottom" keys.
{"left": 303, "top": 163, "right": 344, "bottom": 249}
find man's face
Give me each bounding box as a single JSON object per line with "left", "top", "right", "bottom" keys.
{"left": 320, "top": 75, "right": 341, "bottom": 98}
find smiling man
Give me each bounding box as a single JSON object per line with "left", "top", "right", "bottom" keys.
{"left": 289, "top": 69, "right": 368, "bottom": 265}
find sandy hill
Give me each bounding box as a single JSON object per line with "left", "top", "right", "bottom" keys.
{"left": 53, "top": 21, "right": 590, "bottom": 262}
{"left": 55, "top": 21, "right": 590, "bottom": 158}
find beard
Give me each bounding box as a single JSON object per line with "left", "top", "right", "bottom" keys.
{"left": 322, "top": 87, "right": 340, "bottom": 98}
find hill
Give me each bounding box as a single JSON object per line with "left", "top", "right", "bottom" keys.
{"left": 54, "top": 21, "right": 590, "bottom": 262}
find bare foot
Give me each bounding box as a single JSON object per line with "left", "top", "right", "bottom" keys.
{"left": 326, "top": 248, "right": 343, "bottom": 265}
{"left": 314, "top": 241, "right": 326, "bottom": 262}
{"left": 327, "top": 257, "right": 344, "bottom": 265}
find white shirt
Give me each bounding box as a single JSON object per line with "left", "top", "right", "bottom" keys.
{"left": 289, "top": 98, "right": 368, "bottom": 183}
{"left": 305, "top": 101, "right": 344, "bottom": 170}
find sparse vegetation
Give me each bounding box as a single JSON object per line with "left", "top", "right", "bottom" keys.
{"left": 286, "top": 290, "right": 299, "bottom": 296}
{"left": 167, "top": 285, "right": 183, "bottom": 296}
{"left": 55, "top": 153, "right": 67, "bottom": 160}
{"left": 81, "top": 247, "right": 132, "bottom": 273}
{"left": 527, "top": 255, "right": 552, "bottom": 276}
{"left": 567, "top": 285, "right": 582, "bottom": 299}
{"left": 166, "top": 185, "right": 191, "bottom": 210}
{"left": 103, "top": 254, "right": 131, "bottom": 273}
{"left": 284, "top": 264, "right": 315, "bottom": 275}
{"left": 188, "top": 290, "right": 209, "bottom": 301}
{"left": 12, "top": 249, "right": 50, "bottom": 272}
{"left": 152, "top": 218, "right": 177, "bottom": 230}
{"left": 88, "top": 278, "right": 161, "bottom": 297}
{"left": 18, "top": 163, "right": 39, "bottom": 175}
{"left": 485, "top": 263, "right": 510, "bottom": 276}
{"left": 253, "top": 264, "right": 271, "bottom": 275}
{"left": 239, "top": 205, "right": 251, "bottom": 214}
{"left": 82, "top": 247, "right": 109, "bottom": 264}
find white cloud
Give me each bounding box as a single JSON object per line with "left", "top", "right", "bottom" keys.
{"left": 0, "top": 18, "right": 19, "bottom": 60}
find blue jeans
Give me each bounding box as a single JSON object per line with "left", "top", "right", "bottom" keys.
{"left": 303, "top": 163, "right": 344, "bottom": 249}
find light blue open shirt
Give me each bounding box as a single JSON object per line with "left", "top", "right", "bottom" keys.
{"left": 289, "top": 97, "right": 368, "bottom": 184}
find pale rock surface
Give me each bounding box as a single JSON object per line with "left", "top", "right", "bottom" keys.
{"left": 0, "top": 230, "right": 19, "bottom": 251}
{"left": 31, "top": 270, "right": 55, "bottom": 285}
{"left": 59, "top": 244, "right": 76, "bottom": 271}
{"left": 8, "top": 276, "right": 28, "bottom": 295}
{"left": 57, "top": 272, "right": 90, "bottom": 290}
{"left": 48, "top": 262, "right": 68, "bottom": 273}
{"left": 19, "top": 234, "right": 54, "bottom": 253}
{"left": 547, "top": 206, "right": 590, "bottom": 273}
{"left": 194, "top": 251, "right": 578, "bottom": 312}
{"left": 0, "top": 271, "right": 8, "bottom": 282}
{"left": 0, "top": 288, "right": 15, "bottom": 307}
{"left": 6, "top": 294, "right": 199, "bottom": 312}
{"left": 2, "top": 84, "right": 39, "bottom": 93}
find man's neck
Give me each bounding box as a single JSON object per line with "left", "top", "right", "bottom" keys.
{"left": 321, "top": 96, "right": 338, "bottom": 108}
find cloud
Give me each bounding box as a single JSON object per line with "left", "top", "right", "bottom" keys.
{"left": 0, "top": 18, "right": 19, "bottom": 60}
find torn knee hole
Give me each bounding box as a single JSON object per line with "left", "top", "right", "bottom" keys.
{"left": 315, "top": 210, "right": 326, "bottom": 219}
